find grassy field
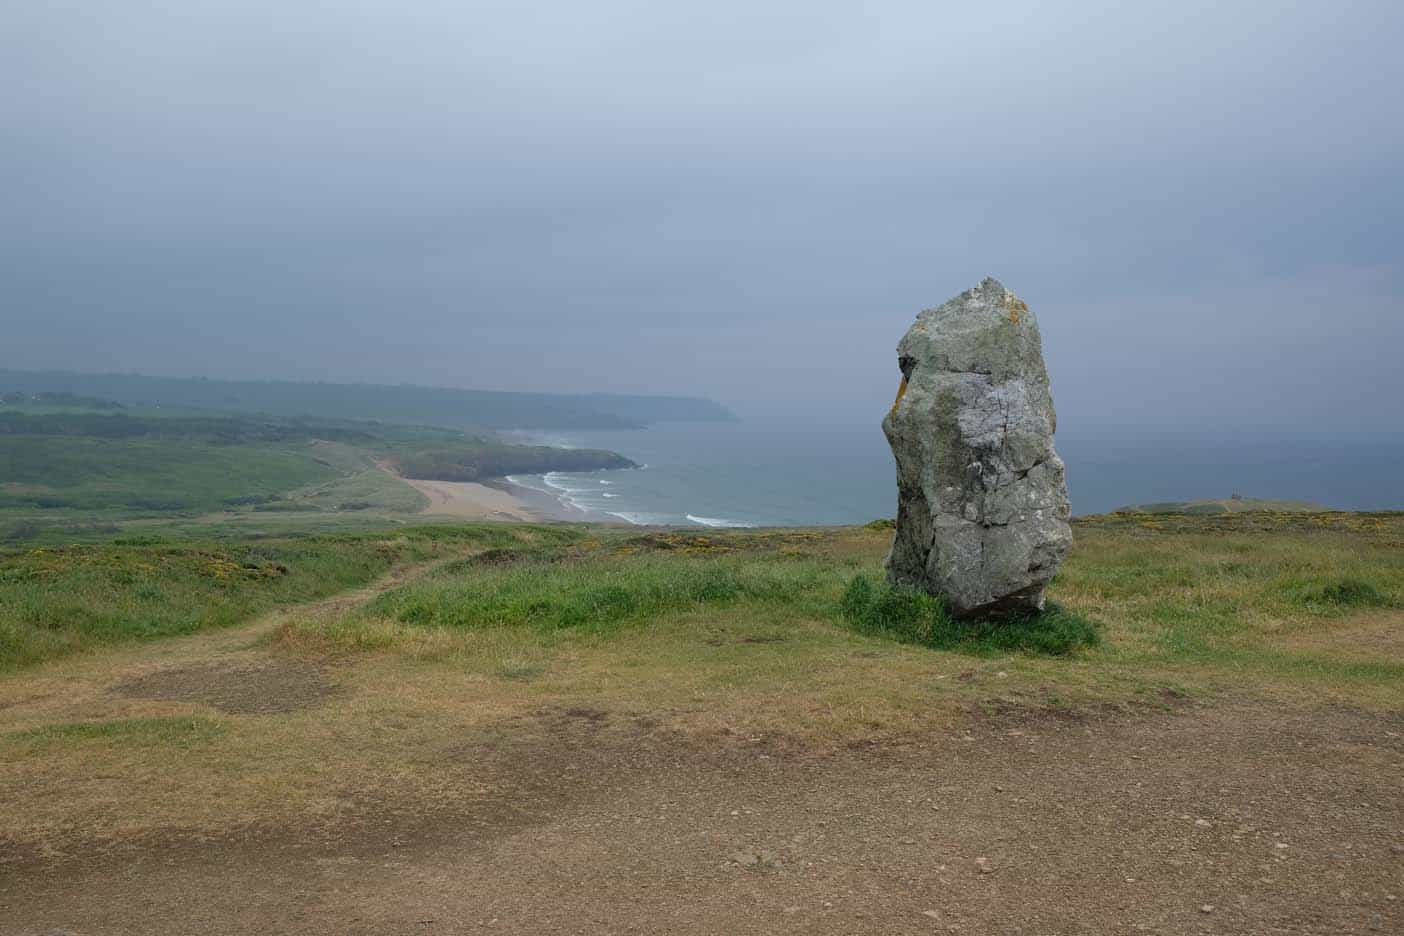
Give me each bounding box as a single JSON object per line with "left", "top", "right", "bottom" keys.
{"left": 4, "top": 512, "right": 1400, "bottom": 704}
{"left": 2, "top": 512, "right": 1400, "bottom": 836}
{"left": 1117, "top": 496, "right": 1329, "bottom": 515}
{"left": 265, "top": 513, "right": 1402, "bottom": 713}
{"left": 2, "top": 512, "right": 1400, "bottom": 933}
{"left": 0, "top": 523, "right": 581, "bottom": 671}
{"left": 0, "top": 435, "right": 343, "bottom": 514}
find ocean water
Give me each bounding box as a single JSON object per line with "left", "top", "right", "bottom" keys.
{"left": 504, "top": 422, "right": 1403, "bottom": 528}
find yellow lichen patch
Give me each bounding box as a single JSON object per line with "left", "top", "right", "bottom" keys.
{"left": 888, "top": 376, "right": 909, "bottom": 421}
{"left": 1005, "top": 295, "right": 1029, "bottom": 326}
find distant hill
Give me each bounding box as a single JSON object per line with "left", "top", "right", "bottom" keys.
{"left": 0, "top": 406, "right": 636, "bottom": 528}
{"left": 581, "top": 392, "right": 738, "bottom": 425}
{"left": 1115, "top": 496, "right": 1330, "bottom": 515}
{"left": 0, "top": 371, "right": 736, "bottom": 430}
{"left": 0, "top": 390, "right": 125, "bottom": 411}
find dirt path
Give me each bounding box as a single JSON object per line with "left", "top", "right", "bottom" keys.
{"left": 2, "top": 696, "right": 1400, "bottom": 934}
{"left": 0, "top": 558, "right": 451, "bottom": 740}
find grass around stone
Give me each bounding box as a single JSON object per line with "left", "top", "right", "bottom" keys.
{"left": 839, "top": 574, "right": 1100, "bottom": 656}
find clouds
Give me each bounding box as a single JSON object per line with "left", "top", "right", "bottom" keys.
{"left": 3, "top": 1, "right": 1401, "bottom": 434}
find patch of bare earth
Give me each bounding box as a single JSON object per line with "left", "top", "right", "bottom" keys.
{"left": 2, "top": 702, "right": 1399, "bottom": 935}
{"left": 112, "top": 660, "right": 335, "bottom": 714}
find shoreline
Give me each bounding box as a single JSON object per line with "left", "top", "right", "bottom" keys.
{"left": 491, "top": 476, "right": 626, "bottom": 524}
{"left": 400, "top": 476, "right": 568, "bottom": 523}
{"left": 486, "top": 477, "right": 587, "bottom": 522}
{"left": 375, "top": 456, "right": 587, "bottom": 524}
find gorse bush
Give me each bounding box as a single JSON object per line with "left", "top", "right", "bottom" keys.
{"left": 839, "top": 575, "right": 1100, "bottom": 656}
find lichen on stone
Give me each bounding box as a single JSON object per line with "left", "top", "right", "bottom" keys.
{"left": 888, "top": 376, "right": 909, "bottom": 422}
{"left": 1005, "top": 295, "right": 1029, "bottom": 326}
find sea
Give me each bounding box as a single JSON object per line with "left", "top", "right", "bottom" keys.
{"left": 503, "top": 420, "right": 1403, "bottom": 528}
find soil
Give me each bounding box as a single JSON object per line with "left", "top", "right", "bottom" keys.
{"left": 2, "top": 699, "right": 1399, "bottom": 935}
{"left": 112, "top": 660, "right": 336, "bottom": 715}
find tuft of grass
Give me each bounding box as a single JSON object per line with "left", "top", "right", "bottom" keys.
{"left": 1306, "top": 578, "right": 1391, "bottom": 608}
{"left": 838, "top": 575, "right": 1100, "bottom": 656}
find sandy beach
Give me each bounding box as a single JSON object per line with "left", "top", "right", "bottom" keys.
{"left": 369, "top": 456, "right": 572, "bottom": 523}
{"left": 402, "top": 477, "right": 551, "bottom": 522}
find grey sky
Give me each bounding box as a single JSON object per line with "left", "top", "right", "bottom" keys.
{"left": 4, "top": 1, "right": 1401, "bottom": 433}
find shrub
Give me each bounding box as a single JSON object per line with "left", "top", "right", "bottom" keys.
{"left": 839, "top": 575, "right": 1099, "bottom": 656}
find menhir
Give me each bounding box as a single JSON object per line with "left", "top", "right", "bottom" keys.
{"left": 882, "top": 277, "right": 1072, "bottom": 618}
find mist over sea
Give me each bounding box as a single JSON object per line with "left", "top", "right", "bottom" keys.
{"left": 504, "top": 420, "right": 1403, "bottom": 529}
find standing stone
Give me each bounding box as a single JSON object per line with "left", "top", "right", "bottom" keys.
{"left": 882, "top": 277, "right": 1071, "bottom": 618}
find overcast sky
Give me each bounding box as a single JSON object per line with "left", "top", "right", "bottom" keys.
{"left": 4, "top": 1, "right": 1401, "bottom": 433}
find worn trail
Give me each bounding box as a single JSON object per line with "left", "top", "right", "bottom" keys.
{"left": 2, "top": 698, "right": 1400, "bottom": 935}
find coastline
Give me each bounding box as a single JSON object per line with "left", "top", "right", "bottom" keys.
{"left": 493, "top": 476, "right": 624, "bottom": 524}
{"left": 401, "top": 476, "right": 570, "bottom": 523}
{"left": 375, "top": 456, "right": 585, "bottom": 523}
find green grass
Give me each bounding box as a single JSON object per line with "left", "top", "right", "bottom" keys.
{"left": 1304, "top": 577, "right": 1392, "bottom": 608}
{"left": 1054, "top": 512, "right": 1404, "bottom": 697}
{"left": 361, "top": 553, "right": 838, "bottom": 634}
{"left": 4, "top": 511, "right": 1402, "bottom": 710}
{"left": 336, "top": 546, "right": 1095, "bottom": 658}
{"left": 0, "top": 524, "right": 581, "bottom": 671}
{"left": 0, "top": 436, "right": 340, "bottom": 514}
{"left": 1117, "top": 497, "right": 1329, "bottom": 515}
{"left": 0, "top": 424, "right": 433, "bottom": 540}
{"left": 283, "top": 513, "right": 1404, "bottom": 707}
{"left": 1, "top": 716, "right": 225, "bottom": 755}
{"left": 838, "top": 575, "right": 1099, "bottom": 655}
{"left": 277, "top": 441, "right": 428, "bottom": 513}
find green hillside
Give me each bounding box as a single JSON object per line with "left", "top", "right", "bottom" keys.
{"left": 1116, "top": 496, "right": 1330, "bottom": 515}
{"left": 0, "top": 370, "right": 736, "bottom": 430}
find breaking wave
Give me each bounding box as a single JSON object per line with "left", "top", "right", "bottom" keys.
{"left": 685, "top": 514, "right": 757, "bottom": 529}
{"left": 606, "top": 511, "right": 675, "bottom": 525}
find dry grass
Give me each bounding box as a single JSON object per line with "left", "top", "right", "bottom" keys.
{"left": 2, "top": 514, "right": 1401, "bottom": 859}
